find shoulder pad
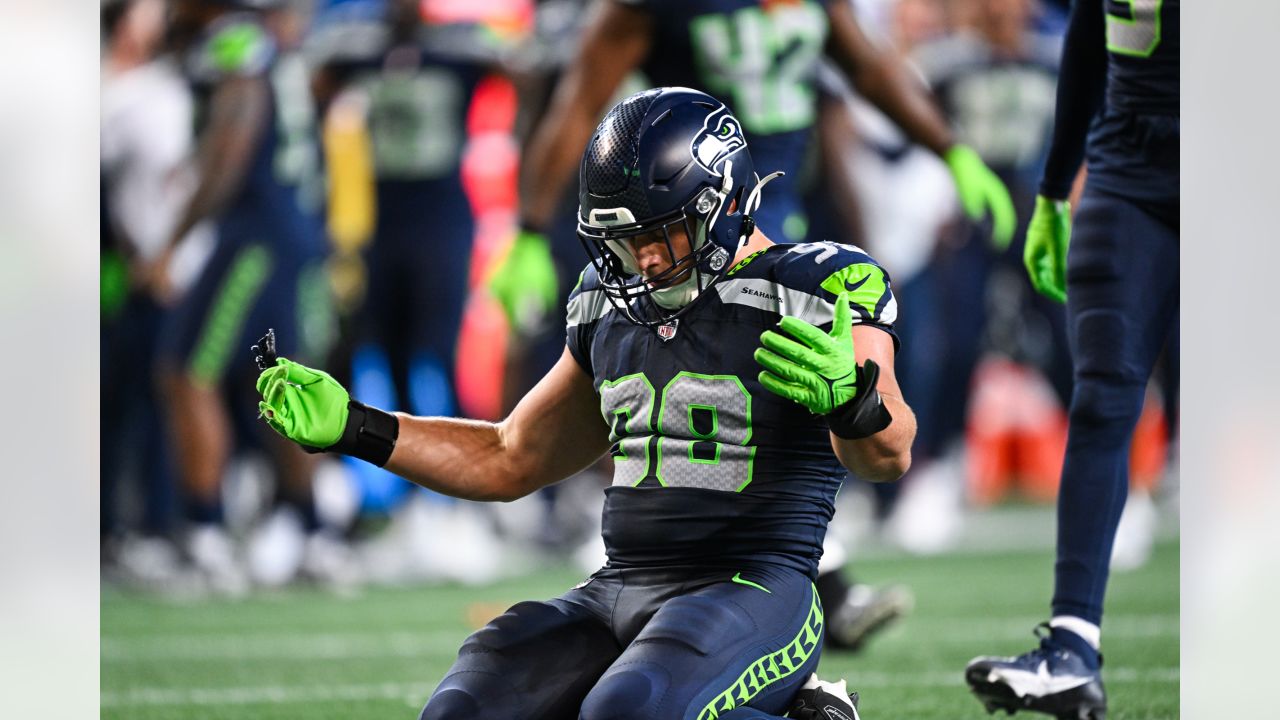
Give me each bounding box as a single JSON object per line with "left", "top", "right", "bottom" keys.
{"left": 771, "top": 242, "right": 897, "bottom": 326}
{"left": 566, "top": 263, "right": 611, "bottom": 329}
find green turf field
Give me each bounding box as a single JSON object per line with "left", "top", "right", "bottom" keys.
{"left": 102, "top": 540, "right": 1178, "bottom": 719}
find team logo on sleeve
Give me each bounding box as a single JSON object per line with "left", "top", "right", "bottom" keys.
{"left": 690, "top": 106, "right": 746, "bottom": 177}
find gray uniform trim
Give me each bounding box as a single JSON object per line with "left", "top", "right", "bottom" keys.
{"left": 567, "top": 288, "right": 612, "bottom": 328}
{"left": 713, "top": 276, "right": 898, "bottom": 327}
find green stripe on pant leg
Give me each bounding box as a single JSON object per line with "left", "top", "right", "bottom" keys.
{"left": 188, "top": 244, "right": 273, "bottom": 388}
{"left": 295, "top": 260, "right": 336, "bottom": 363}
{"left": 697, "top": 583, "right": 824, "bottom": 720}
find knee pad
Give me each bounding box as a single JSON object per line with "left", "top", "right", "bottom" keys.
{"left": 579, "top": 669, "right": 663, "bottom": 720}
{"left": 419, "top": 688, "right": 480, "bottom": 720}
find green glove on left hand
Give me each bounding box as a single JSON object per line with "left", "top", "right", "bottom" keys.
{"left": 944, "top": 144, "right": 1017, "bottom": 250}
{"left": 754, "top": 291, "right": 860, "bottom": 415}
{"left": 256, "top": 358, "right": 351, "bottom": 450}
{"left": 487, "top": 228, "right": 559, "bottom": 333}
{"left": 1023, "top": 194, "right": 1071, "bottom": 304}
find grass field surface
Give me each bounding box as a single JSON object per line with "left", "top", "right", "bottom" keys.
{"left": 102, "top": 540, "right": 1178, "bottom": 719}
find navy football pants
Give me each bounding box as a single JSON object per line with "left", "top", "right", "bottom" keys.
{"left": 419, "top": 565, "right": 823, "bottom": 720}
{"left": 1052, "top": 184, "right": 1178, "bottom": 626}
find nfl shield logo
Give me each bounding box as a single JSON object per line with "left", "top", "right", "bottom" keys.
{"left": 657, "top": 320, "right": 679, "bottom": 342}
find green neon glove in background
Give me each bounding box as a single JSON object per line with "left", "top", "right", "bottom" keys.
{"left": 256, "top": 358, "right": 351, "bottom": 450}
{"left": 944, "top": 144, "right": 1017, "bottom": 250}
{"left": 754, "top": 290, "right": 859, "bottom": 415}
{"left": 1023, "top": 195, "right": 1071, "bottom": 304}
{"left": 487, "top": 228, "right": 559, "bottom": 333}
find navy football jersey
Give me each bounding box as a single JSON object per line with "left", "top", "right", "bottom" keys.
{"left": 187, "top": 13, "right": 324, "bottom": 251}
{"left": 1039, "top": 0, "right": 1178, "bottom": 207}
{"left": 1102, "top": 0, "right": 1178, "bottom": 115}
{"left": 566, "top": 241, "right": 897, "bottom": 577}
{"left": 617, "top": 0, "right": 831, "bottom": 241}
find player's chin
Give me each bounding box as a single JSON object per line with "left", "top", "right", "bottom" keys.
{"left": 645, "top": 263, "right": 696, "bottom": 290}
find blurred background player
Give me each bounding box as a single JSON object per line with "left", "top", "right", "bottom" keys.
{"left": 101, "top": 0, "right": 214, "bottom": 585}
{"left": 488, "top": 0, "right": 1015, "bottom": 652}
{"left": 828, "top": 0, "right": 1071, "bottom": 553}
{"left": 306, "top": 0, "right": 508, "bottom": 583}
{"left": 965, "top": 1, "right": 1179, "bottom": 718}
{"left": 151, "top": 0, "right": 339, "bottom": 593}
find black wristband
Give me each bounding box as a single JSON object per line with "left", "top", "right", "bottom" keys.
{"left": 824, "top": 359, "right": 893, "bottom": 440}
{"left": 329, "top": 400, "right": 400, "bottom": 467}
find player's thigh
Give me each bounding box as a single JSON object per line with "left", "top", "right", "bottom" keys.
{"left": 407, "top": 210, "right": 474, "bottom": 360}
{"left": 579, "top": 568, "right": 822, "bottom": 720}
{"left": 158, "top": 236, "right": 274, "bottom": 386}
{"left": 1066, "top": 187, "right": 1179, "bottom": 385}
{"left": 421, "top": 598, "right": 620, "bottom": 720}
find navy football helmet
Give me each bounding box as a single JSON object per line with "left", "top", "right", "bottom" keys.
{"left": 577, "top": 87, "right": 779, "bottom": 329}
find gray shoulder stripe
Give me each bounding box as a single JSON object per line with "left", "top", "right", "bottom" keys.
{"left": 567, "top": 289, "right": 612, "bottom": 328}
{"left": 715, "top": 277, "right": 828, "bottom": 324}
{"left": 716, "top": 277, "right": 897, "bottom": 327}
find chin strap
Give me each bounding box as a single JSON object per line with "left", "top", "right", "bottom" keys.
{"left": 744, "top": 171, "right": 785, "bottom": 217}
{"left": 740, "top": 171, "right": 785, "bottom": 242}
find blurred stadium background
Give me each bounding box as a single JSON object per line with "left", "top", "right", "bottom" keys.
{"left": 100, "top": 0, "right": 1179, "bottom": 716}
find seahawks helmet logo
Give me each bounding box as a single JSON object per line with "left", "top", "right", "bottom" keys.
{"left": 690, "top": 105, "right": 746, "bottom": 177}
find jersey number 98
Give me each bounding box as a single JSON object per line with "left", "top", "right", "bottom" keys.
{"left": 600, "top": 372, "right": 756, "bottom": 492}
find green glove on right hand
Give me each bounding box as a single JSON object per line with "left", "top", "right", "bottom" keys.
{"left": 754, "top": 291, "right": 861, "bottom": 416}
{"left": 944, "top": 144, "right": 1017, "bottom": 249}
{"left": 1023, "top": 195, "right": 1072, "bottom": 304}
{"left": 256, "top": 358, "right": 351, "bottom": 450}
{"left": 487, "top": 228, "right": 559, "bottom": 332}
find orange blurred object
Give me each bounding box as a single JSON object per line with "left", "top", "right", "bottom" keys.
{"left": 966, "top": 356, "right": 1170, "bottom": 505}
{"left": 966, "top": 356, "right": 1068, "bottom": 506}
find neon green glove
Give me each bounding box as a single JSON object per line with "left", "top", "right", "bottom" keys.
{"left": 754, "top": 291, "right": 893, "bottom": 438}
{"left": 755, "top": 291, "right": 858, "bottom": 415}
{"left": 1023, "top": 195, "right": 1071, "bottom": 304}
{"left": 256, "top": 358, "right": 351, "bottom": 450}
{"left": 487, "top": 228, "right": 559, "bottom": 332}
{"left": 944, "top": 144, "right": 1017, "bottom": 249}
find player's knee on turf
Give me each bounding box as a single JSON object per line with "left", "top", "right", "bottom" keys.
{"left": 579, "top": 670, "right": 664, "bottom": 720}
{"left": 419, "top": 688, "right": 482, "bottom": 720}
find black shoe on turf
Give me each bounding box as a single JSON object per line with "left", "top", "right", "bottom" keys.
{"left": 825, "top": 583, "right": 914, "bottom": 651}
{"left": 965, "top": 624, "right": 1106, "bottom": 720}
{"left": 788, "top": 674, "right": 862, "bottom": 720}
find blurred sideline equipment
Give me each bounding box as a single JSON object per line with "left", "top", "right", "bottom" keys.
{"left": 966, "top": 1, "right": 1179, "bottom": 718}
{"left": 257, "top": 89, "right": 914, "bottom": 718}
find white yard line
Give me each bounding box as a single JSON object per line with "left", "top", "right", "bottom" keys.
{"left": 103, "top": 614, "right": 1178, "bottom": 662}
{"left": 101, "top": 668, "right": 1179, "bottom": 708}
{"left": 101, "top": 630, "right": 468, "bottom": 661}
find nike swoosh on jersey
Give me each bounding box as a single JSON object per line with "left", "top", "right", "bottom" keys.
{"left": 987, "top": 660, "right": 1094, "bottom": 698}
{"left": 843, "top": 276, "right": 872, "bottom": 294}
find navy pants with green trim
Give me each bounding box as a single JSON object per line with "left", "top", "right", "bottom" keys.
{"left": 1052, "top": 181, "right": 1178, "bottom": 626}
{"left": 160, "top": 235, "right": 326, "bottom": 388}
{"left": 420, "top": 564, "right": 823, "bottom": 720}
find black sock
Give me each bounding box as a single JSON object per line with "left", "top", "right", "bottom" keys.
{"left": 184, "top": 496, "right": 223, "bottom": 525}
{"left": 1050, "top": 626, "right": 1101, "bottom": 670}
{"left": 815, "top": 568, "right": 852, "bottom": 610}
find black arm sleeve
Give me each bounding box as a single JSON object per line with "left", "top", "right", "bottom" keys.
{"left": 1039, "top": 0, "right": 1108, "bottom": 199}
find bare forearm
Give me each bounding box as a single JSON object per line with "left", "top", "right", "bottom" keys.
{"left": 518, "top": 98, "right": 601, "bottom": 229}
{"left": 853, "top": 56, "right": 953, "bottom": 156}
{"left": 826, "top": 1, "right": 952, "bottom": 156}
{"left": 384, "top": 416, "right": 535, "bottom": 502}
{"left": 831, "top": 391, "right": 916, "bottom": 482}
{"left": 168, "top": 77, "right": 267, "bottom": 249}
